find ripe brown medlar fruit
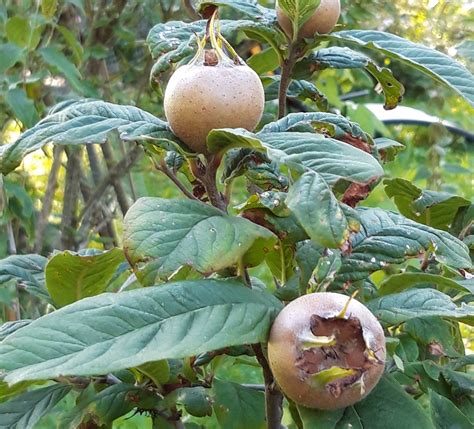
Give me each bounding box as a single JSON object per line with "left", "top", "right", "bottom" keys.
{"left": 268, "top": 292, "right": 386, "bottom": 410}
{"left": 164, "top": 15, "right": 264, "bottom": 154}
{"left": 277, "top": 0, "right": 341, "bottom": 39}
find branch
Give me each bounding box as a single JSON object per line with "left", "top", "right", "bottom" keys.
{"left": 79, "top": 145, "right": 142, "bottom": 221}
{"left": 182, "top": 0, "right": 200, "bottom": 20}
{"left": 152, "top": 157, "right": 200, "bottom": 202}
{"left": 253, "top": 345, "right": 283, "bottom": 429}
{"left": 34, "top": 146, "right": 63, "bottom": 253}
{"left": 278, "top": 44, "right": 299, "bottom": 119}
{"left": 61, "top": 147, "right": 82, "bottom": 250}
{"left": 100, "top": 141, "right": 130, "bottom": 215}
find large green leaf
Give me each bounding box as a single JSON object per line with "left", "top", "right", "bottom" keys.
{"left": 260, "top": 112, "right": 370, "bottom": 144}
{"left": 212, "top": 128, "right": 381, "bottom": 185}
{"left": 45, "top": 248, "right": 125, "bottom": 307}
{"left": 0, "top": 384, "right": 71, "bottom": 429}
{"left": 294, "top": 47, "right": 405, "bottom": 109}
{"left": 212, "top": 379, "right": 265, "bottom": 429}
{"left": 123, "top": 197, "right": 276, "bottom": 283}
{"left": 298, "top": 407, "right": 344, "bottom": 429}
{"left": 0, "top": 279, "right": 282, "bottom": 384}
{"left": 0, "top": 100, "right": 180, "bottom": 175}
{"left": 336, "top": 208, "right": 472, "bottom": 284}
{"left": 379, "top": 272, "right": 474, "bottom": 296}
{"left": 430, "top": 391, "right": 473, "bottom": 429}
{"left": 0, "top": 254, "right": 50, "bottom": 302}
{"left": 286, "top": 171, "right": 349, "bottom": 248}
{"left": 367, "top": 288, "right": 474, "bottom": 326}
{"left": 0, "top": 254, "right": 46, "bottom": 289}
{"left": 328, "top": 30, "right": 474, "bottom": 106}
{"left": 384, "top": 178, "right": 471, "bottom": 231}
{"left": 298, "top": 376, "right": 433, "bottom": 429}
{"left": 345, "top": 376, "right": 433, "bottom": 429}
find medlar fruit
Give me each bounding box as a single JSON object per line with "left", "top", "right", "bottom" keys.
{"left": 277, "top": 0, "right": 341, "bottom": 38}
{"left": 268, "top": 292, "right": 386, "bottom": 410}
{"left": 164, "top": 16, "right": 264, "bottom": 154}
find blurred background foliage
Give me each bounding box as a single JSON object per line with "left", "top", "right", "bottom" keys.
{"left": 0, "top": 0, "right": 472, "bottom": 262}
{"left": 0, "top": 1, "right": 472, "bottom": 427}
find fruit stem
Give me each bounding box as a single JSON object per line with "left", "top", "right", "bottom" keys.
{"left": 278, "top": 43, "right": 300, "bottom": 119}
{"left": 202, "top": 154, "right": 228, "bottom": 212}
{"left": 253, "top": 344, "right": 284, "bottom": 429}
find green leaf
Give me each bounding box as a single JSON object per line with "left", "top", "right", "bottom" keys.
{"left": 39, "top": 46, "right": 86, "bottom": 94}
{"left": 260, "top": 112, "right": 370, "bottom": 144}
{"left": 45, "top": 248, "right": 125, "bottom": 307}
{"left": 0, "top": 254, "right": 50, "bottom": 302}
{"left": 286, "top": 171, "right": 348, "bottom": 248}
{"left": 295, "top": 47, "right": 404, "bottom": 109}
{"left": 259, "top": 132, "right": 383, "bottom": 185}
{"left": 430, "top": 390, "right": 473, "bottom": 429}
{"left": 379, "top": 272, "right": 473, "bottom": 296}
{"left": 298, "top": 406, "right": 344, "bottom": 429}
{"left": 0, "top": 43, "right": 23, "bottom": 73}
{"left": 347, "top": 376, "right": 433, "bottom": 429}
{"left": 277, "top": 0, "right": 321, "bottom": 40}
{"left": 177, "top": 386, "right": 212, "bottom": 417}
{"left": 247, "top": 47, "right": 280, "bottom": 74}
{"left": 0, "top": 279, "right": 282, "bottom": 384}
{"left": 335, "top": 407, "right": 362, "bottom": 429}
{"left": 4, "top": 88, "right": 39, "bottom": 129}
{"left": 328, "top": 30, "right": 474, "bottom": 107}
{"left": 441, "top": 368, "right": 474, "bottom": 397}
{"left": 367, "top": 288, "right": 474, "bottom": 326}
{"left": 137, "top": 360, "right": 170, "bottom": 386}
{"left": 0, "top": 320, "right": 31, "bottom": 341}
{"left": 41, "top": 0, "right": 58, "bottom": 19}
{"left": 336, "top": 208, "right": 472, "bottom": 284}
{"left": 221, "top": 149, "right": 288, "bottom": 191}
{"left": 404, "top": 317, "right": 461, "bottom": 358}
{"left": 6, "top": 17, "right": 32, "bottom": 48}
{"left": 263, "top": 76, "right": 328, "bottom": 108}
{"left": 123, "top": 197, "right": 276, "bottom": 283}
{"left": 375, "top": 137, "right": 405, "bottom": 162}
{"left": 212, "top": 379, "right": 265, "bottom": 429}
{"left": 89, "top": 383, "right": 145, "bottom": 425}
{"left": 207, "top": 129, "right": 263, "bottom": 154}
{"left": 57, "top": 26, "right": 84, "bottom": 66}
{"left": 0, "top": 100, "right": 178, "bottom": 175}
{"left": 384, "top": 178, "right": 471, "bottom": 231}
{"left": 0, "top": 384, "right": 71, "bottom": 429}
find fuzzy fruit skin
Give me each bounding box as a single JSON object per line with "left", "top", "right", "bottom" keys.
{"left": 267, "top": 292, "right": 386, "bottom": 410}
{"left": 164, "top": 64, "right": 265, "bottom": 154}
{"left": 277, "top": 0, "right": 341, "bottom": 38}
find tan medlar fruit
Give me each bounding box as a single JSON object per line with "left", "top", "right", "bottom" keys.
{"left": 277, "top": 0, "right": 341, "bottom": 39}
{"left": 164, "top": 17, "right": 264, "bottom": 154}
{"left": 268, "top": 292, "right": 386, "bottom": 410}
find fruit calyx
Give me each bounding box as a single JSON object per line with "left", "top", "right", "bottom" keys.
{"left": 295, "top": 313, "right": 383, "bottom": 398}
{"left": 194, "top": 10, "right": 243, "bottom": 68}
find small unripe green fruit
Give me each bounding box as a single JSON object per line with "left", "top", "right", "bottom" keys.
{"left": 277, "top": 0, "right": 341, "bottom": 38}
{"left": 164, "top": 58, "right": 265, "bottom": 154}
{"left": 268, "top": 292, "right": 386, "bottom": 410}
